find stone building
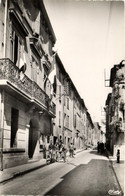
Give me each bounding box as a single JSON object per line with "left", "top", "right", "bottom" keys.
{"left": 105, "top": 61, "right": 125, "bottom": 159}
{"left": 51, "top": 54, "right": 67, "bottom": 145}
{"left": 0, "top": 0, "right": 56, "bottom": 169}
{"left": 51, "top": 53, "right": 93, "bottom": 150}
{"left": 86, "top": 111, "right": 94, "bottom": 147}
{"left": 71, "top": 86, "right": 87, "bottom": 149}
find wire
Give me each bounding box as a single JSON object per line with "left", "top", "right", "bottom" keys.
{"left": 104, "top": 1, "right": 113, "bottom": 66}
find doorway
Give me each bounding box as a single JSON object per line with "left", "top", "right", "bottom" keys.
{"left": 28, "top": 118, "right": 39, "bottom": 159}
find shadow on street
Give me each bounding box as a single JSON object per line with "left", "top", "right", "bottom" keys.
{"left": 45, "top": 158, "right": 121, "bottom": 196}
{"left": 89, "top": 150, "right": 107, "bottom": 157}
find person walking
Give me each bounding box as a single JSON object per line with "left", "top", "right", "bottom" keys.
{"left": 48, "top": 140, "right": 55, "bottom": 163}
{"left": 69, "top": 143, "right": 74, "bottom": 158}
{"left": 55, "top": 141, "right": 59, "bottom": 162}
{"left": 116, "top": 149, "right": 120, "bottom": 163}
{"left": 100, "top": 142, "right": 104, "bottom": 154}
{"left": 97, "top": 141, "right": 100, "bottom": 153}
{"left": 62, "top": 144, "right": 67, "bottom": 162}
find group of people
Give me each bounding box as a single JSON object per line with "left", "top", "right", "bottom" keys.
{"left": 47, "top": 140, "right": 75, "bottom": 163}
{"left": 97, "top": 141, "right": 105, "bottom": 154}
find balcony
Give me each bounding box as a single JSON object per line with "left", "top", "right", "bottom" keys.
{"left": 0, "top": 58, "right": 55, "bottom": 117}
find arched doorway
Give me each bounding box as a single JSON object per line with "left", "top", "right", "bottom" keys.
{"left": 28, "top": 118, "right": 39, "bottom": 159}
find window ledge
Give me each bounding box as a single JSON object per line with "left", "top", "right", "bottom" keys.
{"left": 2, "top": 148, "right": 25, "bottom": 153}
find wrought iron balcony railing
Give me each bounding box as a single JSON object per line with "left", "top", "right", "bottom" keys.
{"left": 0, "top": 58, "right": 55, "bottom": 115}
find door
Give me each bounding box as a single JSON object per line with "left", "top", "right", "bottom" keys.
{"left": 28, "top": 118, "right": 39, "bottom": 159}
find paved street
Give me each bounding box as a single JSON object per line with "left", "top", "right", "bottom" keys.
{"left": 0, "top": 150, "right": 122, "bottom": 196}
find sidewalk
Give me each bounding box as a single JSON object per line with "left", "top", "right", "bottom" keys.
{"left": 107, "top": 151, "right": 124, "bottom": 195}
{"left": 0, "top": 159, "right": 47, "bottom": 183}
{"left": 0, "top": 149, "right": 83, "bottom": 184}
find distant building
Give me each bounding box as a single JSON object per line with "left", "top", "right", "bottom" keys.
{"left": 86, "top": 112, "right": 94, "bottom": 146}
{"left": 92, "top": 122, "right": 101, "bottom": 146}
{"left": 51, "top": 54, "right": 92, "bottom": 150}
{"left": 105, "top": 61, "right": 125, "bottom": 159}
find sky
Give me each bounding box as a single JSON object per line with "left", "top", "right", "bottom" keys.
{"left": 44, "top": 0, "right": 124, "bottom": 124}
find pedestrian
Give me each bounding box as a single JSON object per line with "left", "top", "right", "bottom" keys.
{"left": 69, "top": 143, "right": 74, "bottom": 158}
{"left": 62, "top": 144, "right": 67, "bottom": 162}
{"left": 48, "top": 140, "right": 55, "bottom": 163}
{"left": 73, "top": 146, "right": 76, "bottom": 156}
{"left": 48, "top": 140, "right": 53, "bottom": 151}
{"left": 100, "top": 142, "right": 104, "bottom": 154}
{"left": 97, "top": 141, "right": 100, "bottom": 153}
{"left": 116, "top": 149, "right": 120, "bottom": 163}
{"left": 55, "top": 141, "right": 59, "bottom": 162}
{"left": 59, "top": 142, "right": 63, "bottom": 160}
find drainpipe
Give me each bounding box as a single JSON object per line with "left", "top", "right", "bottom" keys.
{"left": 62, "top": 76, "right": 67, "bottom": 144}
{"left": 62, "top": 86, "right": 65, "bottom": 144}
{"left": 0, "top": 0, "right": 8, "bottom": 171}
{"left": 3, "top": 0, "right": 8, "bottom": 58}
{"left": 0, "top": 90, "right": 4, "bottom": 171}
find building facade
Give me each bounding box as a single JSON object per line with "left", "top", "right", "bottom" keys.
{"left": 51, "top": 54, "right": 94, "bottom": 150}
{"left": 105, "top": 61, "right": 125, "bottom": 159}
{"left": 0, "top": 0, "right": 56, "bottom": 169}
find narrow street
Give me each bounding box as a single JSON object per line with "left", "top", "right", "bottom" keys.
{"left": 0, "top": 150, "right": 122, "bottom": 196}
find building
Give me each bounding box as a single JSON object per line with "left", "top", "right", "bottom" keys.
{"left": 86, "top": 111, "right": 94, "bottom": 147}
{"left": 51, "top": 54, "right": 93, "bottom": 150}
{"left": 51, "top": 54, "right": 67, "bottom": 145}
{"left": 72, "top": 86, "right": 86, "bottom": 149}
{"left": 0, "top": 0, "right": 56, "bottom": 169}
{"left": 105, "top": 61, "right": 125, "bottom": 159}
{"left": 91, "top": 122, "right": 101, "bottom": 146}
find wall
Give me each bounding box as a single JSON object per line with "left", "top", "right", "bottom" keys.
{"left": 0, "top": 2, "right": 4, "bottom": 58}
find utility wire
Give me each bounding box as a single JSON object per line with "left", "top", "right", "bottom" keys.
{"left": 104, "top": 1, "right": 113, "bottom": 87}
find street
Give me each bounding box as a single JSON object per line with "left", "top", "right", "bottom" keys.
{"left": 0, "top": 149, "right": 122, "bottom": 196}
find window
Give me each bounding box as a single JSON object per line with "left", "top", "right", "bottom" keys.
{"left": 64, "top": 95, "right": 66, "bottom": 106}
{"left": 68, "top": 138, "right": 70, "bottom": 146}
{"left": 11, "top": 108, "right": 19, "bottom": 148}
{"left": 67, "top": 97, "right": 69, "bottom": 109}
{"left": 64, "top": 115, "right": 70, "bottom": 128}
{"left": 31, "top": 56, "right": 39, "bottom": 83}
{"left": 64, "top": 137, "right": 66, "bottom": 145}
{"left": 10, "top": 28, "right": 26, "bottom": 68}
{"left": 59, "top": 70, "right": 61, "bottom": 82}
{"left": 64, "top": 113, "right": 66, "bottom": 127}
{"left": 43, "top": 64, "right": 49, "bottom": 90}
{"left": 47, "top": 136, "right": 50, "bottom": 143}
{"left": 59, "top": 111, "right": 61, "bottom": 126}
{"left": 74, "top": 114, "right": 76, "bottom": 128}
{"left": 13, "top": 33, "right": 18, "bottom": 64}
{"left": 59, "top": 85, "right": 61, "bottom": 101}
{"left": 67, "top": 115, "right": 69, "bottom": 128}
